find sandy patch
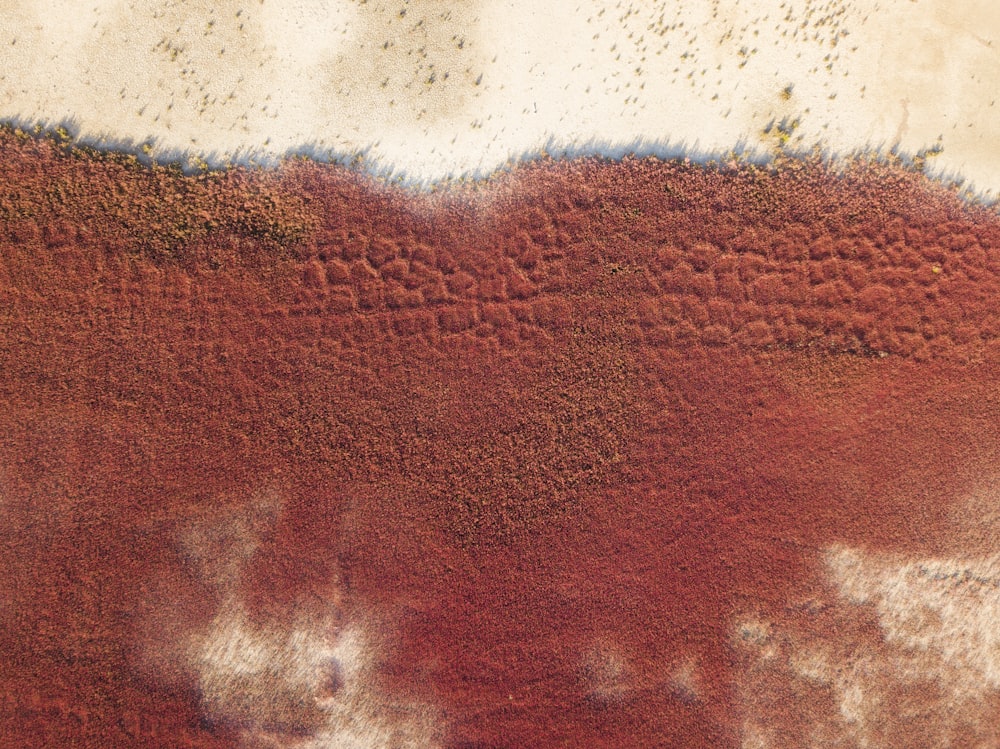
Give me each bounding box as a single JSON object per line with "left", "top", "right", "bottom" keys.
{"left": 2, "top": 1, "right": 1000, "bottom": 192}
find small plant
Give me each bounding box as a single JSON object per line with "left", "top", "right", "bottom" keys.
{"left": 763, "top": 117, "right": 801, "bottom": 149}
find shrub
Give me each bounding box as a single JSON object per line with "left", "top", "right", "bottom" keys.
{"left": 439, "top": 304, "right": 479, "bottom": 333}
{"left": 324, "top": 259, "right": 350, "bottom": 285}
{"left": 855, "top": 284, "right": 895, "bottom": 313}
{"left": 366, "top": 237, "right": 398, "bottom": 267}
{"left": 301, "top": 259, "right": 325, "bottom": 288}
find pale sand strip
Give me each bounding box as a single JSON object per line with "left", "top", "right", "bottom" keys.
{"left": 0, "top": 1, "right": 997, "bottom": 188}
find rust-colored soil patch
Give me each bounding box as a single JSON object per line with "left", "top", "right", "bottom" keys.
{"left": 3, "top": 132, "right": 1000, "bottom": 747}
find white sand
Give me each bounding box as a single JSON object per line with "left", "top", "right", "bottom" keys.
{"left": 1, "top": 0, "right": 999, "bottom": 193}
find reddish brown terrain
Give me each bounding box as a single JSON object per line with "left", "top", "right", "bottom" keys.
{"left": 3, "top": 128, "right": 1000, "bottom": 747}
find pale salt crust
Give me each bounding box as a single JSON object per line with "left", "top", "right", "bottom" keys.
{"left": 731, "top": 479, "right": 1000, "bottom": 745}
{"left": 138, "top": 486, "right": 444, "bottom": 748}
{"left": 1, "top": 1, "right": 999, "bottom": 195}
{"left": 734, "top": 544, "right": 1000, "bottom": 747}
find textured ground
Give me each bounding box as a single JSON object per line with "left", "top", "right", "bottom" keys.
{"left": 3, "top": 130, "right": 1000, "bottom": 747}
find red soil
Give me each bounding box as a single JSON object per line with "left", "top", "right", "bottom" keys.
{"left": 2, "top": 129, "right": 1000, "bottom": 747}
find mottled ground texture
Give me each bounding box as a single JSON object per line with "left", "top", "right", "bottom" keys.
{"left": 3, "top": 130, "right": 1000, "bottom": 747}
